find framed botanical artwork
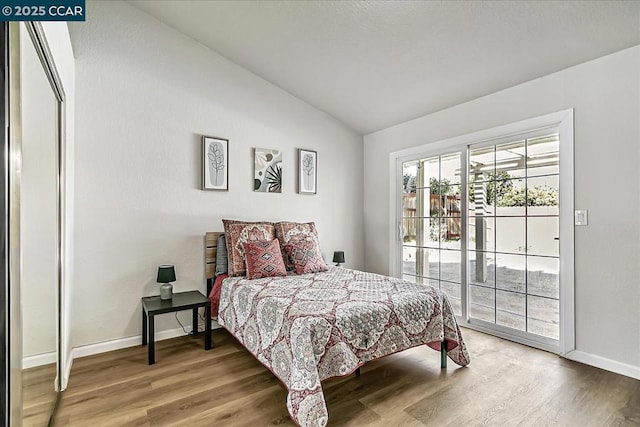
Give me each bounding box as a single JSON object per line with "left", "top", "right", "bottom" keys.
{"left": 254, "top": 148, "right": 282, "bottom": 193}
{"left": 298, "top": 149, "right": 317, "bottom": 194}
{"left": 202, "top": 136, "right": 229, "bottom": 191}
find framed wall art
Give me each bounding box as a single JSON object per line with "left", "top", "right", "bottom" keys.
{"left": 298, "top": 149, "right": 317, "bottom": 194}
{"left": 254, "top": 148, "right": 282, "bottom": 193}
{"left": 202, "top": 136, "right": 229, "bottom": 191}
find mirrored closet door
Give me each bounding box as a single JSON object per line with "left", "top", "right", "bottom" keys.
{"left": 6, "top": 21, "right": 66, "bottom": 427}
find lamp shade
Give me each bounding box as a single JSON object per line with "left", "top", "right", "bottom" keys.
{"left": 157, "top": 265, "right": 176, "bottom": 283}
{"left": 332, "top": 251, "right": 345, "bottom": 264}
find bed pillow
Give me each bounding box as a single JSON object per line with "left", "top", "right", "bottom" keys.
{"left": 215, "top": 234, "right": 228, "bottom": 276}
{"left": 284, "top": 237, "right": 328, "bottom": 274}
{"left": 274, "top": 221, "right": 319, "bottom": 271}
{"left": 223, "top": 219, "right": 276, "bottom": 277}
{"left": 242, "top": 240, "right": 287, "bottom": 279}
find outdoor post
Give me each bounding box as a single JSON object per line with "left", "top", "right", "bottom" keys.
{"left": 474, "top": 172, "right": 487, "bottom": 283}
{"left": 417, "top": 162, "right": 426, "bottom": 284}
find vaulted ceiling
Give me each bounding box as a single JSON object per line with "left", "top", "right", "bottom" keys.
{"left": 129, "top": 1, "right": 640, "bottom": 135}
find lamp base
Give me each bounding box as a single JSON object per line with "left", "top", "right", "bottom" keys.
{"left": 160, "top": 283, "right": 173, "bottom": 300}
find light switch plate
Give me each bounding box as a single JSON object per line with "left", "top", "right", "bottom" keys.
{"left": 575, "top": 210, "right": 588, "bottom": 226}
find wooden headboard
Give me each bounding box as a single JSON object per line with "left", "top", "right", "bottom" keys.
{"left": 205, "top": 231, "right": 223, "bottom": 296}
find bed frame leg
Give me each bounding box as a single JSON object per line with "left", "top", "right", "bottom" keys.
{"left": 355, "top": 368, "right": 361, "bottom": 377}
{"left": 441, "top": 340, "right": 447, "bottom": 369}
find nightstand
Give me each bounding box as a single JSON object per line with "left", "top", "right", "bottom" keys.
{"left": 141, "top": 290, "right": 212, "bottom": 364}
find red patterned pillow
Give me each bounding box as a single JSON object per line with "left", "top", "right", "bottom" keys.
{"left": 242, "top": 240, "right": 287, "bottom": 279}
{"left": 284, "top": 237, "right": 328, "bottom": 274}
{"left": 223, "top": 219, "right": 276, "bottom": 277}
{"left": 275, "top": 221, "right": 319, "bottom": 271}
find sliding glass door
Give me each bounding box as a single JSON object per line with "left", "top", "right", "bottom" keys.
{"left": 468, "top": 134, "right": 560, "bottom": 344}
{"left": 394, "top": 112, "right": 573, "bottom": 353}
{"left": 401, "top": 153, "right": 463, "bottom": 316}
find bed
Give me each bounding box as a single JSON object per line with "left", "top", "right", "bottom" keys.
{"left": 204, "top": 228, "right": 470, "bottom": 427}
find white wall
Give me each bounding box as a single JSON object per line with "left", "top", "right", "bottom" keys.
{"left": 67, "top": 1, "right": 364, "bottom": 348}
{"left": 364, "top": 46, "right": 640, "bottom": 375}
{"left": 364, "top": 46, "right": 640, "bottom": 373}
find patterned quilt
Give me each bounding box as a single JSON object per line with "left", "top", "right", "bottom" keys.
{"left": 217, "top": 267, "right": 470, "bottom": 426}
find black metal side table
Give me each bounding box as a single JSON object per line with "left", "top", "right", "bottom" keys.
{"left": 141, "top": 290, "right": 212, "bottom": 364}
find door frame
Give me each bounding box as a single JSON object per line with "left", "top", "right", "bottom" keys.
{"left": 389, "top": 109, "right": 575, "bottom": 355}
{"left": 5, "top": 21, "right": 67, "bottom": 426}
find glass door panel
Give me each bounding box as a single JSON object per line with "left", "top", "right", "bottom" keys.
{"left": 402, "top": 153, "right": 462, "bottom": 315}
{"left": 400, "top": 131, "right": 561, "bottom": 344}
{"left": 467, "top": 133, "right": 560, "bottom": 341}
{"left": 397, "top": 114, "right": 571, "bottom": 354}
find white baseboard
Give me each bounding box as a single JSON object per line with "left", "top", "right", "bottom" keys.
{"left": 72, "top": 320, "right": 221, "bottom": 359}
{"left": 23, "top": 351, "right": 56, "bottom": 369}
{"left": 565, "top": 350, "right": 640, "bottom": 380}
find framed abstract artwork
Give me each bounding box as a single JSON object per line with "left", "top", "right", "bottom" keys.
{"left": 202, "top": 136, "right": 229, "bottom": 191}
{"left": 298, "top": 149, "right": 317, "bottom": 194}
{"left": 254, "top": 148, "right": 282, "bottom": 193}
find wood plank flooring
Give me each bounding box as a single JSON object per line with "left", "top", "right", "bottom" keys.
{"left": 22, "top": 363, "right": 57, "bottom": 427}
{"left": 54, "top": 328, "right": 640, "bottom": 426}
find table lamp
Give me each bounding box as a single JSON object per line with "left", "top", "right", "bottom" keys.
{"left": 332, "top": 251, "right": 345, "bottom": 267}
{"left": 157, "top": 265, "right": 176, "bottom": 300}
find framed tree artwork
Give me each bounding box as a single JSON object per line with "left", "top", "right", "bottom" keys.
{"left": 202, "top": 136, "right": 229, "bottom": 191}
{"left": 298, "top": 149, "right": 317, "bottom": 194}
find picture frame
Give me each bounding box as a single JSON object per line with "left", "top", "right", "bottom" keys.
{"left": 254, "top": 148, "right": 282, "bottom": 193}
{"left": 298, "top": 149, "right": 317, "bottom": 194}
{"left": 202, "top": 136, "right": 229, "bottom": 191}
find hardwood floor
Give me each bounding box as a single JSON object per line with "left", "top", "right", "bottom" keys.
{"left": 54, "top": 328, "right": 640, "bottom": 426}
{"left": 22, "top": 363, "right": 57, "bottom": 426}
